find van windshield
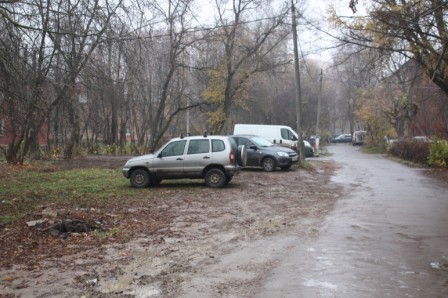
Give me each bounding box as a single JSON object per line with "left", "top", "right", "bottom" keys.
{"left": 251, "top": 136, "right": 273, "bottom": 147}
{"left": 281, "top": 128, "right": 297, "bottom": 140}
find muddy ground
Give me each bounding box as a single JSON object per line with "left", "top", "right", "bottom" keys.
{"left": 1, "top": 156, "right": 343, "bottom": 297}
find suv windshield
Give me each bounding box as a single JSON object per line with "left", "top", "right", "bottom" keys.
{"left": 160, "top": 140, "right": 187, "bottom": 157}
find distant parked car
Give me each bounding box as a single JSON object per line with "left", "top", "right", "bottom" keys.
{"left": 332, "top": 134, "right": 352, "bottom": 143}
{"left": 352, "top": 131, "right": 367, "bottom": 146}
{"left": 122, "top": 134, "right": 246, "bottom": 188}
{"left": 413, "top": 136, "right": 431, "bottom": 142}
{"left": 302, "top": 140, "right": 315, "bottom": 157}
{"left": 306, "top": 135, "right": 317, "bottom": 147}
{"left": 328, "top": 134, "right": 339, "bottom": 143}
{"left": 231, "top": 135, "right": 298, "bottom": 171}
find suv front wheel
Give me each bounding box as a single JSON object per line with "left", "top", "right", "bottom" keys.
{"left": 205, "top": 168, "right": 227, "bottom": 188}
{"left": 130, "top": 169, "right": 151, "bottom": 188}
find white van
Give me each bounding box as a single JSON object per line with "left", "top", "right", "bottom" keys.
{"left": 352, "top": 130, "right": 367, "bottom": 146}
{"left": 233, "top": 124, "right": 314, "bottom": 157}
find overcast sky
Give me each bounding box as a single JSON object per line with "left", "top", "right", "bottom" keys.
{"left": 300, "top": 0, "right": 369, "bottom": 63}
{"left": 196, "top": 0, "right": 369, "bottom": 65}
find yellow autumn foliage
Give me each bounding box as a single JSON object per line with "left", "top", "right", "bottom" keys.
{"left": 202, "top": 64, "right": 226, "bottom": 105}
{"left": 202, "top": 62, "right": 251, "bottom": 132}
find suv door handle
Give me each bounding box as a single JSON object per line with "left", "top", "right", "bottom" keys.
{"left": 203, "top": 156, "right": 210, "bottom": 159}
{"left": 176, "top": 158, "right": 183, "bottom": 160}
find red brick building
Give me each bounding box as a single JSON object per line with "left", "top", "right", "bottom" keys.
{"left": 390, "top": 60, "right": 448, "bottom": 138}
{"left": 0, "top": 118, "right": 48, "bottom": 147}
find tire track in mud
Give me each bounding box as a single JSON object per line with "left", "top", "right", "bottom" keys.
{"left": 1, "top": 159, "right": 342, "bottom": 297}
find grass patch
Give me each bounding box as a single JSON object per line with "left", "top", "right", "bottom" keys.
{"left": 0, "top": 214, "right": 20, "bottom": 226}
{"left": 94, "top": 228, "right": 120, "bottom": 239}
{"left": 0, "top": 158, "right": 199, "bottom": 268}
{"left": 385, "top": 154, "right": 430, "bottom": 168}
{"left": 1, "top": 168, "right": 132, "bottom": 199}
{"left": 0, "top": 165, "right": 141, "bottom": 225}
{"left": 296, "top": 160, "right": 312, "bottom": 169}
{"left": 361, "top": 145, "right": 388, "bottom": 154}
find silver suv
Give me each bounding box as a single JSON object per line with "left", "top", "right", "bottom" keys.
{"left": 122, "top": 135, "right": 246, "bottom": 188}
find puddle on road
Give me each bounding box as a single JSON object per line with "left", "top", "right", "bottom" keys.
{"left": 95, "top": 240, "right": 173, "bottom": 296}
{"left": 303, "top": 279, "right": 338, "bottom": 290}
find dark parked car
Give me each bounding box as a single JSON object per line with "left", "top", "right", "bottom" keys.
{"left": 328, "top": 134, "right": 339, "bottom": 143}
{"left": 331, "top": 134, "right": 352, "bottom": 143}
{"left": 302, "top": 140, "right": 315, "bottom": 157}
{"left": 231, "top": 135, "right": 298, "bottom": 171}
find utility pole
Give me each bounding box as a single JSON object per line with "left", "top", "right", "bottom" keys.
{"left": 186, "top": 97, "right": 190, "bottom": 135}
{"left": 291, "top": 1, "right": 305, "bottom": 163}
{"left": 315, "top": 68, "right": 323, "bottom": 156}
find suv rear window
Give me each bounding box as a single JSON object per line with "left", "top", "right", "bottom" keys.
{"left": 187, "top": 139, "right": 210, "bottom": 154}
{"left": 212, "top": 139, "right": 225, "bottom": 152}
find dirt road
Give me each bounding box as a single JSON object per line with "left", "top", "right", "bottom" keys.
{"left": 1, "top": 157, "right": 340, "bottom": 297}
{"left": 4, "top": 146, "right": 446, "bottom": 297}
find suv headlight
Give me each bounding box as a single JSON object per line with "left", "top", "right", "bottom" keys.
{"left": 277, "top": 152, "right": 289, "bottom": 157}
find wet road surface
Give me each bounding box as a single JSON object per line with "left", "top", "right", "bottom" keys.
{"left": 257, "top": 144, "right": 448, "bottom": 297}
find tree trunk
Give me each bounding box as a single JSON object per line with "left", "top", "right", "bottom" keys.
{"left": 29, "top": 128, "right": 41, "bottom": 161}
{"left": 63, "top": 94, "right": 80, "bottom": 159}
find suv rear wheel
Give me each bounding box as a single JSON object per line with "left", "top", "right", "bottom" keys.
{"left": 205, "top": 168, "right": 226, "bottom": 188}
{"left": 130, "top": 169, "right": 151, "bottom": 188}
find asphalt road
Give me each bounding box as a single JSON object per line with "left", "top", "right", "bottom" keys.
{"left": 256, "top": 144, "right": 448, "bottom": 297}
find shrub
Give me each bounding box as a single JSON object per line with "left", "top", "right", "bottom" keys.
{"left": 428, "top": 139, "right": 448, "bottom": 168}
{"left": 103, "top": 144, "right": 117, "bottom": 155}
{"left": 388, "top": 140, "right": 431, "bottom": 165}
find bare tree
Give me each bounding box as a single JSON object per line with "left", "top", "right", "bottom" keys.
{"left": 46, "top": 0, "right": 123, "bottom": 159}
{"left": 105, "top": 0, "right": 206, "bottom": 152}
{"left": 0, "top": 0, "right": 123, "bottom": 162}
{"left": 330, "top": 45, "right": 384, "bottom": 134}
{"left": 203, "top": 0, "right": 290, "bottom": 133}
{"left": 333, "top": 0, "right": 448, "bottom": 95}
{"left": 0, "top": 1, "right": 57, "bottom": 163}
{"left": 81, "top": 23, "right": 132, "bottom": 154}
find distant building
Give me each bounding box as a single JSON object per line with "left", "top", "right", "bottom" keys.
{"left": 0, "top": 118, "right": 48, "bottom": 147}
{"left": 387, "top": 59, "right": 448, "bottom": 138}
